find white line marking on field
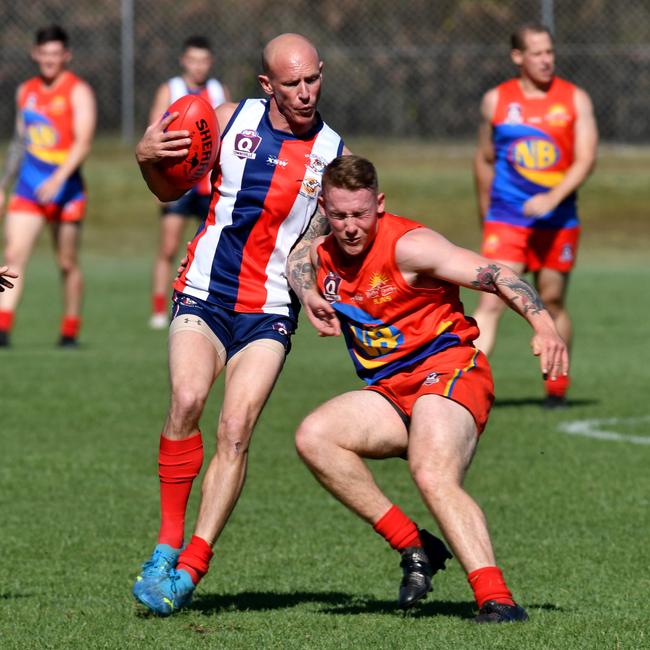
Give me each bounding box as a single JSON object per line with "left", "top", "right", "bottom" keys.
{"left": 558, "top": 416, "right": 650, "bottom": 445}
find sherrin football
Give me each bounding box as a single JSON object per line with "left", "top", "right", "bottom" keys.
{"left": 158, "top": 94, "right": 219, "bottom": 191}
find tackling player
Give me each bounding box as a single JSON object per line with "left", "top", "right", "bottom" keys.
{"left": 472, "top": 23, "right": 597, "bottom": 407}
{"left": 290, "top": 155, "right": 568, "bottom": 622}
{"left": 148, "top": 36, "right": 230, "bottom": 329}
{"left": 0, "top": 25, "right": 96, "bottom": 348}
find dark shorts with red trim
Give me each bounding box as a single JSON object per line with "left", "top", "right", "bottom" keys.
{"left": 365, "top": 345, "right": 494, "bottom": 434}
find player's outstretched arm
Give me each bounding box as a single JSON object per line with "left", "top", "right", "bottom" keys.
{"left": 396, "top": 228, "right": 568, "bottom": 380}
{"left": 287, "top": 209, "right": 340, "bottom": 337}
{"left": 470, "top": 261, "right": 568, "bottom": 379}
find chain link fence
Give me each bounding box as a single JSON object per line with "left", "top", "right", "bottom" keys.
{"left": 1, "top": 0, "right": 649, "bottom": 142}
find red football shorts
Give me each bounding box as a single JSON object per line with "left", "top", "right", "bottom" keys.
{"left": 366, "top": 345, "right": 494, "bottom": 434}
{"left": 8, "top": 195, "right": 86, "bottom": 223}
{"left": 481, "top": 222, "right": 580, "bottom": 273}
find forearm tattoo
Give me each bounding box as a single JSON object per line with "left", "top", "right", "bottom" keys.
{"left": 287, "top": 209, "right": 330, "bottom": 297}
{"left": 0, "top": 134, "right": 25, "bottom": 188}
{"left": 473, "top": 264, "right": 545, "bottom": 315}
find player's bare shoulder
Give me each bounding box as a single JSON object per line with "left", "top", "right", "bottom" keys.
{"left": 395, "top": 226, "right": 451, "bottom": 275}
{"left": 480, "top": 87, "right": 499, "bottom": 121}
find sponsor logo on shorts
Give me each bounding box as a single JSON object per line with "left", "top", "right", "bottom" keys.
{"left": 272, "top": 322, "right": 290, "bottom": 337}
{"left": 177, "top": 295, "right": 197, "bottom": 306}
{"left": 505, "top": 102, "right": 523, "bottom": 125}
{"left": 559, "top": 244, "right": 574, "bottom": 263}
{"left": 424, "top": 372, "right": 440, "bottom": 385}
{"left": 234, "top": 130, "right": 262, "bottom": 159}
{"left": 323, "top": 271, "right": 341, "bottom": 303}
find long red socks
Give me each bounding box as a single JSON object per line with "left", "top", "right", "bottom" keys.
{"left": 157, "top": 432, "right": 204, "bottom": 548}
{"left": 468, "top": 566, "right": 515, "bottom": 608}
{"left": 177, "top": 535, "right": 213, "bottom": 585}
{"left": 545, "top": 374, "right": 570, "bottom": 397}
{"left": 0, "top": 310, "right": 14, "bottom": 332}
{"left": 373, "top": 505, "right": 422, "bottom": 550}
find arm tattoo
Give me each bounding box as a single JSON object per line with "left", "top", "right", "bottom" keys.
{"left": 471, "top": 263, "right": 501, "bottom": 293}
{"left": 286, "top": 208, "right": 329, "bottom": 298}
{"left": 0, "top": 134, "right": 25, "bottom": 189}
{"left": 472, "top": 263, "right": 545, "bottom": 314}
{"left": 497, "top": 275, "right": 545, "bottom": 314}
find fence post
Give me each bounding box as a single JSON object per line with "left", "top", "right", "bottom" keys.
{"left": 541, "top": 0, "right": 555, "bottom": 32}
{"left": 121, "top": 0, "right": 135, "bottom": 143}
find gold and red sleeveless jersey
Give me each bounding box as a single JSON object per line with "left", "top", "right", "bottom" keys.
{"left": 316, "top": 213, "right": 479, "bottom": 384}
{"left": 488, "top": 76, "right": 579, "bottom": 228}
{"left": 15, "top": 71, "right": 85, "bottom": 202}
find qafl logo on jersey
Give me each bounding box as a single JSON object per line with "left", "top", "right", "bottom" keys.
{"left": 234, "top": 129, "right": 262, "bottom": 160}
{"left": 505, "top": 102, "right": 524, "bottom": 125}
{"left": 323, "top": 271, "right": 341, "bottom": 303}
{"left": 366, "top": 272, "right": 395, "bottom": 304}
{"left": 545, "top": 103, "right": 571, "bottom": 127}
{"left": 305, "top": 153, "right": 328, "bottom": 174}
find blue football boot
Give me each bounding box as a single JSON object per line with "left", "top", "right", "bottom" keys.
{"left": 133, "top": 544, "right": 181, "bottom": 609}
{"left": 134, "top": 568, "right": 195, "bottom": 617}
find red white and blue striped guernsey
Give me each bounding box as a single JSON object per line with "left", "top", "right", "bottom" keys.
{"left": 174, "top": 98, "right": 344, "bottom": 318}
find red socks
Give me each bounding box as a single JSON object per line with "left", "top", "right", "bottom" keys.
{"left": 157, "top": 432, "right": 204, "bottom": 548}
{"left": 545, "top": 374, "right": 570, "bottom": 398}
{"left": 177, "top": 535, "right": 213, "bottom": 585}
{"left": 0, "top": 310, "right": 14, "bottom": 332}
{"left": 60, "top": 316, "right": 81, "bottom": 339}
{"left": 152, "top": 293, "right": 166, "bottom": 315}
{"left": 373, "top": 505, "right": 422, "bottom": 550}
{"left": 468, "top": 566, "right": 515, "bottom": 608}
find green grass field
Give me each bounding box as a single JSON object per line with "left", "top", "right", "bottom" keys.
{"left": 1, "top": 140, "right": 649, "bottom": 648}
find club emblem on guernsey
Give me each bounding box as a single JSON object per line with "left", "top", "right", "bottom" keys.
{"left": 234, "top": 130, "right": 262, "bottom": 159}
{"left": 424, "top": 372, "right": 439, "bottom": 385}
{"left": 366, "top": 272, "right": 395, "bottom": 304}
{"left": 323, "top": 272, "right": 341, "bottom": 303}
{"left": 305, "top": 153, "right": 328, "bottom": 174}
{"left": 505, "top": 102, "right": 523, "bottom": 125}
{"left": 300, "top": 177, "right": 321, "bottom": 199}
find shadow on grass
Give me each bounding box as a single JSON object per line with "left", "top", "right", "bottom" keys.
{"left": 492, "top": 397, "right": 599, "bottom": 408}
{"left": 189, "top": 591, "right": 563, "bottom": 620}
{"left": 0, "top": 592, "right": 31, "bottom": 600}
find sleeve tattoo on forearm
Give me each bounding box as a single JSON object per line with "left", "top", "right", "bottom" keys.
{"left": 472, "top": 264, "right": 545, "bottom": 314}
{"left": 287, "top": 210, "right": 330, "bottom": 295}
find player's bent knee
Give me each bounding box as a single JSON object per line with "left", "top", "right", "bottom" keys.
{"left": 170, "top": 385, "right": 209, "bottom": 422}
{"left": 295, "top": 414, "right": 332, "bottom": 462}
{"left": 216, "top": 415, "right": 254, "bottom": 460}
{"left": 409, "top": 463, "right": 459, "bottom": 497}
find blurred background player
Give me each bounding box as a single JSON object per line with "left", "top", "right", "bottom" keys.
{"left": 472, "top": 23, "right": 597, "bottom": 407}
{"left": 148, "top": 35, "right": 230, "bottom": 329}
{"left": 292, "top": 155, "right": 569, "bottom": 622}
{"left": 0, "top": 25, "right": 96, "bottom": 348}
